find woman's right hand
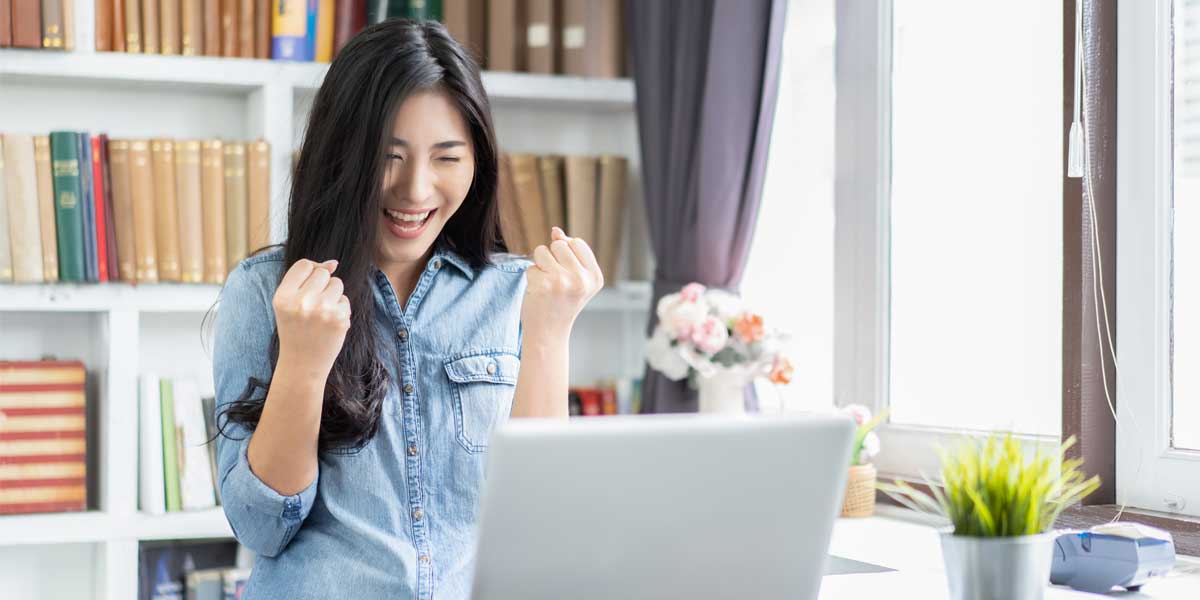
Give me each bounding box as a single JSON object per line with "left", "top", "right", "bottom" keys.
{"left": 273, "top": 259, "right": 351, "bottom": 375}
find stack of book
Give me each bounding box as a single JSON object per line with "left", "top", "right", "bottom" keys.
{"left": 0, "top": 0, "right": 77, "bottom": 49}
{"left": 0, "top": 360, "right": 90, "bottom": 515}
{"left": 139, "top": 539, "right": 251, "bottom": 600}
{"left": 568, "top": 378, "right": 640, "bottom": 417}
{"left": 484, "top": 0, "right": 625, "bottom": 77}
{"left": 497, "top": 152, "right": 627, "bottom": 281}
{"left": 0, "top": 132, "right": 270, "bottom": 284}
{"left": 138, "top": 373, "right": 220, "bottom": 514}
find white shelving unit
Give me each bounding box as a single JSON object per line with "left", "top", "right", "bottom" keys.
{"left": 0, "top": 3, "right": 651, "bottom": 598}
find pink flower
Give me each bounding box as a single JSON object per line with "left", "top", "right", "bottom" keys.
{"left": 679, "top": 282, "right": 707, "bottom": 303}
{"left": 734, "top": 312, "right": 765, "bottom": 343}
{"left": 662, "top": 300, "right": 708, "bottom": 342}
{"left": 689, "top": 316, "right": 729, "bottom": 354}
{"left": 843, "top": 404, "right": 872, "bottom": 427}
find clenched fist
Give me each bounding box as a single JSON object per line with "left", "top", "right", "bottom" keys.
{"left": 521, "top": 227, "right": 604, "bottom": 339}
{"left": 273, "top": 258, "right": 351, "bottom": 374}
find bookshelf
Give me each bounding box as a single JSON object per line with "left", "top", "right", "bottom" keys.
{"left": 0, "top": 3, "right": 652, "bottom": 599}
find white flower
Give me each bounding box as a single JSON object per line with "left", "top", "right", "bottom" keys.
{"left": 704, "top": 289, "right": 744, "bottom": 322}
{"left": 645, "top": 328, "right": 690, "bottom": 380}
{"left": 659, "top": 298, "right": 709, "bottom": 341}
{"left": 861, "top": 431, "right": 881, "bottom": 462}
{"left": 689, "top": 315, "right": 730, "bottom": 354}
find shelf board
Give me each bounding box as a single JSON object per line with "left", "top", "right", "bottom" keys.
{"left": 132, "top": 508, "right": 233, "bottom": 541}
{"left": 0, "top": 510, "right": 117, "bottom": 545}
{"left": 0, "top": 281, "right": 650, "bottom": 313}
{"left": 0, "top": 50, "right": 635, "bottom": 109}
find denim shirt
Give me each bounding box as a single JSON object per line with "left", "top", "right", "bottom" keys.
{"left": 212, "top": 245, "right": 531, "bottom": 599}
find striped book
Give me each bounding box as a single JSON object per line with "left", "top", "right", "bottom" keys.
{"left": 0, "top": 361, "right": 88, "bottom": 515}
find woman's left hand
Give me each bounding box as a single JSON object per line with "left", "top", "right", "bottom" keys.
{"left": 521, "top": 227, "right": 604, "bottom": 339}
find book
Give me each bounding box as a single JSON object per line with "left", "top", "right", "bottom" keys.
{"left": 443, "top": 0, "right": 486, "bottom": 65}
{"left": 176, "top": 140, "right": 205, "bottom": 283}
{"left": 223, "top": 142, "right": 248, "bottom": 271}
{"left": 314, "top": 0, "right": 333, "bottom": 62}
{"left": 496, "top": 153, "right": 526, "bottom": 254}
{"left": 151, "top": 139, "right": 182, "bottom": 282}
{"left": 94, "top": 0, "right": 112, "bottom": 51}
{"left": 332, "top": 0, "right": 364, "bottom": 56}
{"left": 123, "top": 0, "right": 141, "bottom": 51}
{"left": 187, "top": 569, "right": 225, "bottom": 600}
{"left": 181, "top": 0, "right": 200, "bottom": 53}
{"left": 486, "top": 0, "right": 523, "bottom": 71}
{"left": 238, "top": 0, "right": 253, "bottom": 57}
{"left": 159, "top": 379, "right": 182, "bottom": 512}
{"left": 0, "top": 361, "right": 89, "bottom": 515}
{"left": 523, "top": 0, "right": 555, "bottom": 74}
{"left": 107, "top": 139, "right": 138, "bottom": 282}
{"left": 247, "top": 140, "right": 270, "bottom": 252}
{"left": 174, "top": 379, "right": 216, "bottom": 511}
{"left": 305, "top": 0, "right": 316, "bottom": 60}
{"left": 255, "top": 0, "right": 269, "bottom": 57}
{"left": 201, "top": 140, "right": 227, "bottom": 283}
{"left": 599, "top": 386, "right": 616, "bottom": 415}
{"left": 220, "top": 0, "right": 237, "bottom": 56}
{"left": 139, "top": 373, "right": 165, "bottom": 515}
{"left": 563, "top": 154, "right": 597, "bottom": 244}
{"left": 508, "top": 153, "right": 549, "bottom": 249}
{"left": 11, "top": 0, "right": 41, "bottom": 48}
{"left": 49, "top": 131, "right": 85, "bottom": 282}
{"left": 200, "top": 396, "right": 221, "bottom": 505}
{"left": 101, "top": 135, "right": 120, "bottom": 280}
{"left": 129, "top": 140, "right": 160, "bottom": 283}
{"left": 161, "top": 0, "right": 181, "bottom": 54}
{"left": 0, "top": 0, "right": 10, "bottom": 47}
{"left": 40, "top": 0, "right": 64, "bottom": 48}
{"left": 0, "top": 137, "right": 10, "bottom": 282}
{"left": 594, "top": 154, "right": 626, "bottom": 283}
{"left": 202, "top": 0, "right": 218, "bottom": 55}
{"left": 61, "top": 0, "right": 72, "bottom": 49}
{"left": 32, "top": 135, "right": 58, "bottom": 281}
{"left": 537, "top": 155, "right": 565, "bottom": 232}
{"left": 221, "top": 568, "right": 251, "bottom": 599}
{"left": 4, "top": 134, "right": 45, "bottom": 283}
{"left": 113, "top": 0, "right": 126, "bottom": 51}
{"left": 78, "top": 132, "right": 97, "bottom": 282}
{"left": 91, "top": 135, "right": 111, "bottom": 282}
{"left": 272, "top": 0, "right": 307, "bottom": 60}
{"left": 138, "top": 540, "right": 240, "bottom": 600}
{"left": 141, "top": 0, "right": 159, "bottom": 53}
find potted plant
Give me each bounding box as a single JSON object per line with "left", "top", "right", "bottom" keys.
{"left": 645, "top": 282, "right": 793, "bottom": 413}
{"left": 839, "top": 404, "right": 886, "bottom": 518}
{"left": 879, "top": 434, "right": 1101, "bottom": 600}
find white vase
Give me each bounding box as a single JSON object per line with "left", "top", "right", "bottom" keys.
{"left": 939, "top": 531, "right": 1056, "bottom": 600}
{"left": 696, "top": 373, "right": 749, "bottom": 414}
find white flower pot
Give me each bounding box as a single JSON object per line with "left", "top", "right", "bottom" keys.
{"left": 697, "top": 374, "right": 748, "bottom": 414}
{"left": 939, "top": 531, "right": 1056, "bottom": 600}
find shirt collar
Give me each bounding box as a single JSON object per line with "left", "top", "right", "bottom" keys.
{"left": 434, "top": 247, "right": 475, "bottom": 280}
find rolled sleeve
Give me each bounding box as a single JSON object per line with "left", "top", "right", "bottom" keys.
{"left": 213, "top": 257, "right": 318, "bottom": 557}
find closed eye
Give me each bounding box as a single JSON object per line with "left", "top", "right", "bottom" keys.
{"left": 438, "top": 157, "right": 462, "bottom": 163}
{"left": 387, "top": 153, "right": 404, "bottom": 161}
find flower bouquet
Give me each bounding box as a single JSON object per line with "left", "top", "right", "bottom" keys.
{"left": 840, "top": 404, "right": 886, "bottom": 517}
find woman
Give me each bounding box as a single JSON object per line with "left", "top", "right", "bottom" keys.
{"left": 212, "top": 19, "right": 602, "bottom": 598}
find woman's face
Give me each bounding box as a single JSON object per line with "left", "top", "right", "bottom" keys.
{"left": 377, "top": 88, "right": 476, "bottom": 267}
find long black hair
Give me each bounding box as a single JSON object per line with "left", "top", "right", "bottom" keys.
{"left": 217, "top": 18, "right": 504, "bottom": 452}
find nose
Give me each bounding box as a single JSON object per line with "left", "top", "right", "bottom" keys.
{"left": 398, "top": 158, "right": 436, "bottom": 204}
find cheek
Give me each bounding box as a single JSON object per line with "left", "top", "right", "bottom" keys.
{"left": 441, "top": 163, "right": 476, "bottom": 210}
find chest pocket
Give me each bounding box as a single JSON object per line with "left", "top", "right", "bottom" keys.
{"left": 444, "top": 351, "right": 520, "bottom": 454}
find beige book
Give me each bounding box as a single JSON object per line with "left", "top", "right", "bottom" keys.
{"left": 4, "top": 134, "right": 45, "bottom": 283}
{"left": 124, "top": 0, "right": 143, "bottom": 51}
{"left": 487, "top": 0, "right": 525, "bottom": 72}
{"left": 201, "top": 141, "right": 227, "bottom": 283}
{"left": 222, "top": 142, "right": 247, "bottom": 276}
{"left": 107, "top": 140, "right": 137, "bottom": 282}
{"left": 181, "top": 0, "right": 202, "bottom": 54}
{"left": 175, "top": 141, "right": 205, "bottom": 283}
{"left": 537, "top": 155, "right": 565, "bottom": 231}
{"left": 247, "top": 140, "right": 270, "bottom": 252}
{"left": 63, "top": 0, "right": 75, "bottom": 50}
{"left": 160, "top": 0, "right": 181, "bottom": 54}
{"left": 0, "top": 138, "right": 11, "bottom": 282}
{"left": 141, "top": 0, "right": 159, "bottom": 53}
{"left": 237, "top": 0, "right": 253, "bottom": 57}
{"left": 128, "top": 140, "right": 159, "bottom": 283}
{"left": 508, "top": 154, "right": 549, "bottom": 250}
{"left": 563, "top": 155, "right": 597, "bottom": 244}
{"left": 443, "top": 0, "right": 487, "bottom": 66}
{"left": 594, "top": 155, "right": 627, "bottom": 284}
{"left": 151, "top": 139, "right": 181, "bottom": 281}
{"left": 496, "top": 153, "right": 527, "bottom": 255}
{"left": 524, "top": 0, "right": 556, "bottom": 74}
{"left": 33, "top": 136, "right": 58, "bottom": 282}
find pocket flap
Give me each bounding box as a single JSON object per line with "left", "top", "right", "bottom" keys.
{"left": 444, "top": 352, "right": 520, "bottom": 385}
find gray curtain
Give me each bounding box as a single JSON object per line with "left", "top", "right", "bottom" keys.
{"left": 628, "top": 0, "right": 788, "bottom": 413}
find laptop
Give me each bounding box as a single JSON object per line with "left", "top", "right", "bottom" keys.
{"left": 470, "top": 413, "right": 857, "bottom": 600}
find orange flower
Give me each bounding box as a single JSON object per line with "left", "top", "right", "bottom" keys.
{"left": 769, "top": 356, "right": 794, "bottom": 385}
{"left": 734, "top": 312, "right": 765, "bottom": 343}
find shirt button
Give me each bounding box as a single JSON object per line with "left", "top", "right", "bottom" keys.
{"left": 404, "top": 383, "right": 414, "bottom": 394}
{"left": 419, "top": 554, "right": 431, "bottom": 564}
{"left": 486, "top": 363, "right": 497, "bottom": 375}
{"left": 432, "top": 259, "right": 442, "bottom": 270}
{"left": 413, "top": 508, "right": 423, "bottom": 521}
{"left": 398, "top": 329, "right": 408, "bottom": 341}
{"left": 408, "top": 444, "right": 418, "bottom": 456}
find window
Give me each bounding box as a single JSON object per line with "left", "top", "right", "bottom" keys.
{"left": 1173, "top": 0, "right": 1200, "bottom": 452}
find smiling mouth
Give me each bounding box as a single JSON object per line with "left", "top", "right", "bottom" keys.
{"left": 383, "top": 208, "right": 436, "bottom": 232}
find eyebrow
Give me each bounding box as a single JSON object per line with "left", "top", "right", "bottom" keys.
{"left": 391, "top": 137, "right": 467, "bottom": 150}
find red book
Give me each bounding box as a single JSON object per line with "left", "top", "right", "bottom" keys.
{"left": 100, "top": 135, "right": 119, "bottom": 281}
{"left": 90, "top": 136, "right": 109, "bottom": 282}
{"left": 580, "top": 389, "right": 601, "bottom": 417}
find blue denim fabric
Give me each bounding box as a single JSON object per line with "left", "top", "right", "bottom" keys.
{"left": 212, "top": 246, "right": 530, "bottom": 599}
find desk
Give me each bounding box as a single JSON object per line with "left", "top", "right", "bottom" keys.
{"left": 825, "top": 506, "right": 1200, "bottom": 599}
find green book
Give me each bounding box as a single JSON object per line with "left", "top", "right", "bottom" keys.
{"left": 387, "top": 0, "right": 440, "bottom": 20}
{"left": 49, "top": 131, "right": 85, "bottom": 282}
{"left": 160, "top": 379, "right": 183, "bottom": 512}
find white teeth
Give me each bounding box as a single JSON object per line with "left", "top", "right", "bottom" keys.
{"left": 385, "top": 209, "right": 431, "bottom": 223}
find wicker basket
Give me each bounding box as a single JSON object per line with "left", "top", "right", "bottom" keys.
{"left": 840, "top": 463, "right": 877, "bottom": 518}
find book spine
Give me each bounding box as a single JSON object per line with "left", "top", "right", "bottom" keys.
{"left": 151, "top": 139, "right": 182, "bottom": 282}
{"left": 560, "top": 0, "right": 584, "bottom": 76}
{"left": 254, "top": 0, "right": 268, "bottom": 57}
{"left": 40, "top": 0, "right": 64, "bottom": 48}
{"left": 220, "top": 0, "right": 236, "bottom": 56}
{"left": 176, "top": 141, "right": 205, "bottom": 283}
{"left": 175, "top": 379, "right": 216, "bottom": 510}
{"left": 238, "top": 0, "right": 253, "bottom": 57}
{"left": 161, "top": 0, "right": 181, "bottom": 54}
{"left": 486, "top": 0, "right": 522, "bottom": 71}
{"left": 141, "top": 0, "right": 159, "bottom": 53}
{"left": 332, "top": 0, "right": 364, "bottom": 57}
{"left": 32, "top": 136, "right": 58, "bottom": 282}
{"left": 314, "top": 0, "right": 333, "bottom": 62}
{"left": 180, "top": 0, "right": 200, "bottom": 54}
{"left": 107, "top": 140, "right": 137, "bottom": 282}
{"left": 0, "top": 138, "right": 11, "bottom": 282}
{"left": 246, "top": 140, "right": 271, "bottom": 252}
{"left": 123, "top": 0, "right": 140, "bottom": 51}
{"left": 442, "top": 0, "right": 485, "bottom": 65}
{"left": 139, "top": 373, "right": 166, "bottom": 515}
{"left": 112, "top": 0, "right": 126, "bottom": 51}
{"left": 496, "top": 152, "right": 527, "bottom": 254}
{"left": 524, "top": 0, "right": 555, "bottom": 74}
{"left": 94, "top": 0, "right": 112, "bottom": 50}
{"left": 128, "top": 140, "right": 159, "bottom": 283}
{"left": 271, "top": 0, "right": 307, "bottom": 60}
{"left": 159, "top": 378, "right": 182, "bottom": 513}
{"left": 202, "top": 0, "right": 218, "bottom": 54}
{"left": 61, "top": 0, "right": 72, "bottom": 49}
{"left": 90, "top": 136, "right": 110, "bottom": 282}
{"left": 509, "top": 153, "right": 549, "bottom": 249}
{"left": 304, "top": 0, "right": 316, "bottom": 60}
{"left": 101, "top": 136, "right": 119, "bottom": 280}
{"left": 201, "top": 140, "right": 227, "bottom": 283}
{"left": 11, "top": 0, "right": 42, "bottom": 48}
{"left": 78, "top": 133, "right": 97, "bottom": 282}
{"left": 1, "top": 0, "right": 14, "bottom": 47}
{"left": 4, "top": 134, "right": 45, "bottom": 283}
{"left": 48, "top": 132, "right": 84, "bottom": 282}
{"left": 223, "top": 143, "right": 248, "bottom": 271}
